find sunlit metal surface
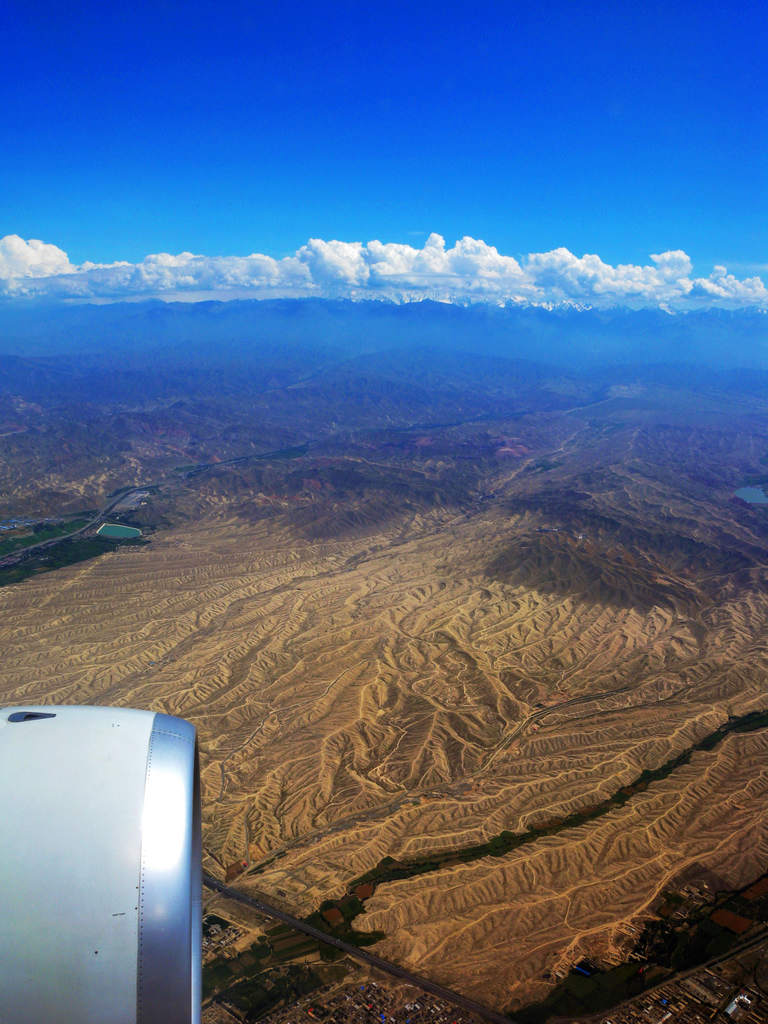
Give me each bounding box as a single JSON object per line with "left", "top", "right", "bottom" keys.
{"left": 142, "top": 767, "right": 187, "bottom": 872}
{"left": 138, "top": 713, "right": 201, "bottom": 1024}
{"left": 0, "top": 705, "right": 200, "bottom": 1024}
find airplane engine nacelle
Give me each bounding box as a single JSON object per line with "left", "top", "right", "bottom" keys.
{"left": 0, "top": 705, "right": 201, "bottom": 1024}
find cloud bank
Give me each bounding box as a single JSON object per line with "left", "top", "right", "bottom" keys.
{"left": 1, "top": 233, "right": 765, "bottom": 310}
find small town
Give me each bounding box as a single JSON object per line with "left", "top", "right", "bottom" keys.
{"left": 597, "top": 937, "right": 768, "bottom": 1024}
{"left": 204, "top": 979, "right": 480, "bottom": 1024}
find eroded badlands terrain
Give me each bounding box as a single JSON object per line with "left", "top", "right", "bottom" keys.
{"left": 2, "top": 363, "right": 768, "bottom": 1011}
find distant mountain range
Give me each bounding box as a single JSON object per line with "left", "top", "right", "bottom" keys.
{"left": 0, "top": 299, "right": 766, "bottom": 370}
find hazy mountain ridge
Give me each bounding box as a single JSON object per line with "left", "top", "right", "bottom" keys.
{"left": 1, "top": 299, "right": 766, "bottom": 368}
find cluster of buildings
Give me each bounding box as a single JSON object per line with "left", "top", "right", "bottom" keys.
{"left": 228, "top": 979, "right": 479, "bottom": 1024}
{"left": 203, "top": 918, "right": 246, "bottom": 962}
{"left": 0, "top": 517, "right": 39, "bottom": 531}
{"left": 600, "top": 942, "right": 768, "bottom": 1024}
{"left": 110, "top": 489, "right": 150, "bottom": 512}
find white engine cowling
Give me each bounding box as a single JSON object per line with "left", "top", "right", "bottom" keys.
{"left": 0, "top": 705, "right": 201, "bottom": 1023}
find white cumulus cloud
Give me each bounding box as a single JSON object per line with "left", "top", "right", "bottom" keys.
{"left": 0, "top": 233, "right": 765, "bottom": 310}
{"left": 0, "top": 235, "right": 74, "bottom": 279}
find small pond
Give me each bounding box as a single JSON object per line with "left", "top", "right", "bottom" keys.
{"left": 97, "top": 523, "right": 143, "bottom": 539}
{"left": 735, "top": 486, "right": 768, "bottom": 504}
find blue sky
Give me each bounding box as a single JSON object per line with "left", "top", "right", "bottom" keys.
{"left": 2, "top": 0, "right": 765, "bottom": 283}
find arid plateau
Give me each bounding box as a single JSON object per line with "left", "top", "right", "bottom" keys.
{"left": 2, "top": 307, "right": 768, "bottom": 1017}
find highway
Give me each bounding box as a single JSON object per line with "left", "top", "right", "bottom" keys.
{"left": 202, "top": 873, "right": 516, "bottom": 1024}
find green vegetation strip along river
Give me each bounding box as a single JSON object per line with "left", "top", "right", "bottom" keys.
{"left": 0, "top": 519, "right": 89, "bottom": 558}
{"left": 0, "top": 535, "right": 147, "bottom": 588}
{"left": 306, "top": 708, "right": 768, "bottom": 931}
